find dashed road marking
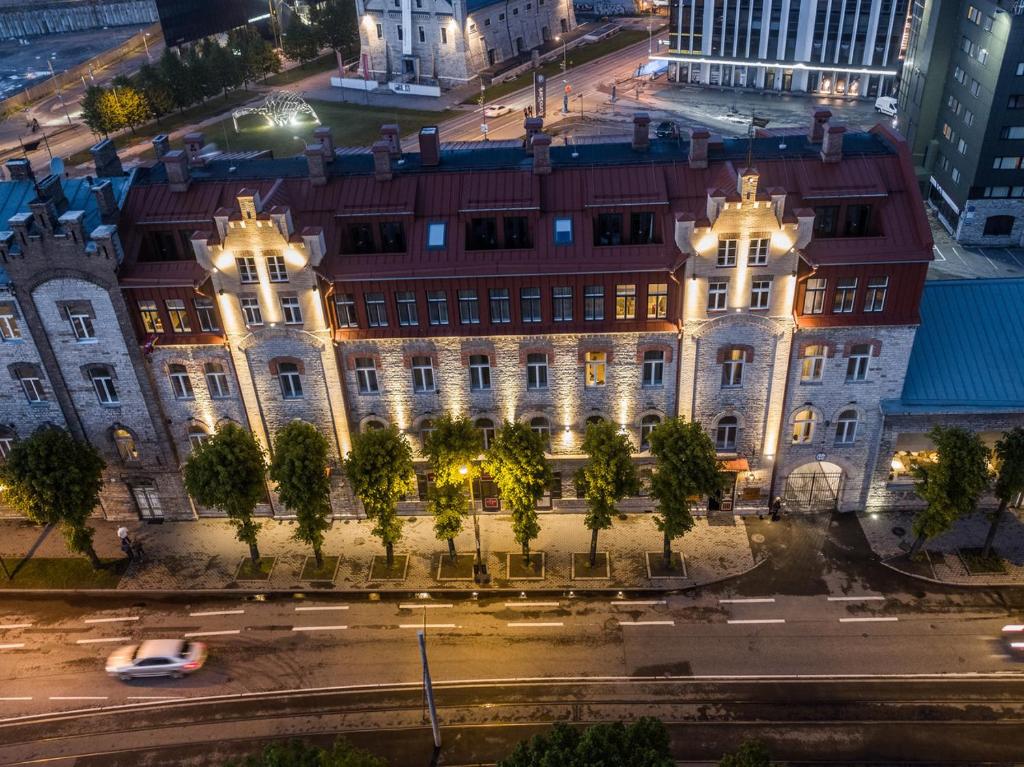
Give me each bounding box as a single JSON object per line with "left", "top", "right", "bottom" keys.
{"left": 398, "top": 623, "right": 457, "bottom": 629}
{"left": 291, "top": 625, "right": 348, "bottom": 632}
{"left": 183, "top": 629, "right": 241, "bottom": 638}
{"left": 615, "top": 600, "right": 667, "bottom": 606}
{"left": 504, "top": 602, "right": 560, "bottom": 608}
{"left": 127, "top": 696, "right": 185, "bottom": 700}
{"left": 507, "top": 622, "right": 564, "bottom": 627}
{"left": 189, "top": 609, "right": 244, "bottom": 617}
{"left": 827, "top": 595, "right": 885, "bottom": 602}
{"left": 0, "top": 697, "right": 32, "bottom": 701}
{"left": 50, "top": 696, "right": 107, "bottom": 701}
{"left": 398, "top": 604, "right": 453, "bottom": 609}
{"left": 294, "top": 606, "right": 349, "bottom": 612}
{"left": 621, "top": 621, "right": 675, "bottom": 627}
{"left": 0, "top": 644, "right": 26, "bottom": 650}
{"left": 839, "top": 617, "right": 898, "bottom": 623}
{"left": 719, "top": 598, "right": 776, "bottom": 604}
{"left": 726, "top": 619, "right": 785, "bottom": 625}
{"left": 0, "top": 624, "right": 32, "bottom": 630}
{"left": 75, "top": 637, "right": 129, "bottom": 645}
{"left": 84, "top": 616, "right": 140, "bottom": 624}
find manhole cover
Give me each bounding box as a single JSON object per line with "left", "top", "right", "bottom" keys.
{"left": 751, "top": 533, "right": 765, "bottom": 543}
{"left": 892, "top": 526, "right": 906, "bottom": 537}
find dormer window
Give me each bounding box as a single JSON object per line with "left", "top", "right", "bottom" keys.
{"left": 379, "top": 222, "right": 406, "bottom": 252}
{"left": 554, "top": 217, "right": 573, "bottom": 244}
{"left": 427, "top": 222, "right": 446, "bottom": 249}
{"left": 467, "top": 217, "right": 499, "bottom": 249}
{"left": 594, "top": 213, "right": 623, "bottom": 246}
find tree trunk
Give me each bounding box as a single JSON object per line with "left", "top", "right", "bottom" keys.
{"left": 386, "top": 541, "right": 394, "bottom": 569}
{"left": 313, "top": 543, "right": 324, "bottom": 570}
{"left": 248, "top": 542, "right": 261, "bottom": 564}
{"left": 522, "top": 540, "right": 531, "bottom": 566}
{"left": 85, "top": 544, "right": 102, "bottom": 570}
{"left": 447, "top": 537, "right": 457, "bottom": 563}
{"left": 662, "top": 530, "right": 672, "bottom": 569}
{"left": 589, "top": 528, "right": 599, "bottom": 567}
{"left": 982, "top": 499, "right": 1008, "bottom": 559}
{"left": 907, "top": 531, "right": 926, "bottom": 560}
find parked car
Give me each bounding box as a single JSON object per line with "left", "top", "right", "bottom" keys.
{"left": 655, "top": 121, "right": 678, "bottom": 139}
{"left": 874, "top": 96, "right": 897, "bottom": 117}
{"left": 484, "top": 104, "right": 513, "bottom": 118}
{"left": 106, "top": 639, "right": 207, "bottom": 680}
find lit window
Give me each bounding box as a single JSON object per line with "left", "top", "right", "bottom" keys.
{"left": 355, "top": 357, "right": 378, "bottom": 394}
{"left": 427, "top": 291, "right": 449, "bottom": 326}
{"left": 194, "top": 298, "right": 219, "bottom": 332}
{"left": 411, "top": 356, "right": 435, "bottom": 393}
{"left": 236, "top": 256, "right": 258, "bottom": 283}
{"left": 166, "top": 299, "right": 192, "bottom": 332}
{"left": 750, "top": 278, "right": 771, "bottom": 309}
{"left": 864, "top": 277, "right": 888, "bottom": 312}
{"left": 90, "top": 368, "right": 119, "bottom": 405}
{"left": 396, "top": 291, "right": 418, "bottom": 326}
{"left": 716, "top": 239, "right": 737, "bottom": 267}
{"left": 642, "top": 350, "right": 664, "bottom": 387}
{"left": 420, "top": 419, "right": 435, "bottom": 443}
{"left": 647, "top": 283, "right": 667, "bottom": 319}
{"left": 721, "top": 349, "right": 744, "bottom": 387}
{"left": 520, "top": 287, "right": 542, "bottom": 323}
{"left": 363, "top": 419, "right": 386, "bottom": 432}
{"left": 553, "top": 286, "right": 572, "bottom": 321}
{"left": 205, "top": 362, "right": 230, "bottom": 398}
{"left": 708, "top": 280, "right": 727, "bottom": 311}
{"left": 469, "top": 354, "right": 491, "bottom": 391}
{"left": 584, "top": 351, "right": 606, "bottom": 387}
{"left": 280, "top": 296, "right": 303, "bottom": 325}
{"left": 365, "top": 292, "right": 388, "bottom": 327}
{"left": 801, "top": 345, "right": 826, "bottom": 382}
{"left": 803, "top": 278, "right": 827, "bottom": 314}
{"left": 168, "top": 364, "right": 194, "bottom": 400}
{"left": 640, "top": 415, "right": 661, "bottom": 451}
{"left": 266, "top": 255, "right": 288, "bottom": 283}
{"left": 832, "top": 278, "right": 857, "bottom": 313}
{"left": 835, "top": 409, "right": 859, "bottom": 445}
{"left": 138, "top": 300, "right": 164, "bottom": 334}
{"left": 113, "top": 427, "right": 139, "bottom": 463}
{"left": 335, "top": 294, "right": 358, "bottom": 328}
{"left": 615, "top": 284, "right": 636, "bottom": 320}
{"left": 526, "top": 352, "right": 548, "bottom": 390}
{"left": 458, "top": 289, "right": 480, "bottom": 324}
{"left": 584, "top": 285, "right": 604, "bottom": 320}
{"left": 846, "top": 344, "right": 871, "bottom": 381}
{"left": 476, "top": 418, "right": 496, "bottom": 449}
{"left": 240, "top": 297, "right": 263, "bottom": 326}
{"left": 748, "top": 237, "right": 770, "bottom": 265}
{"left": 489, "top": 289, "right": 511, "bottom": 323}
{"left": 279, "top": 362, "right": 304, "bottom": 399}
{"left": 715, "top": 416, "right": 738, "bottom": 451}
{"left": 554, "top": 217, "right": 573, "bottom": 244}
{"left": 427, "top": 222, "right": 446, "bottom": 249}
{"left": 791, "top": 409, "right": 817, "bottom": 443}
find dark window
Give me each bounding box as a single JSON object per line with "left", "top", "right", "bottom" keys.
{"left": 489, "top": 288, "right": 511, "bottom": 323}
{"left": 844, "top": 205, "right": 871, "bottom": 236}
{"left": 594, "top": 213, "right": 623, "bottom": 246}
{"left": 194, "top": 298, "right": 219, "bottom": 332}
{"left": 335, "top": 294, "right": 358, "bottom": 328}
{"left": 141, "top": 230, "right": 189, "bottom": 261}
{"left": 347, "top": 223, "right": 374, "bottom": 253}
{"left": 458, "top": 290, "right": 480, "bottom": 324}
{"left": 466, "top": 217, "right": 499, "bottom": 249}
{"left": 503, "top": 216, "right": 532, "bottom": 248}
{"left": 984, "top": 215, "right": 1015, "bottom": 235}
{"left": 396, "top": 291, "right": 418, "bottom": 326}
{"left": 427, "top": 291, "right": 449, "bottom": 325}
{"left": 379, "top": 222, "right": 406, "bottom": 253}
{"left": 365, "top": 293, "right": 388, "bottom": 327}
{"left": 813, "top": 206, "right": 839, "bottom": 237}
{"left": 552, "top": 286, "right": 572, "bottom": 321}
{"left": 584, "top": 285, "right": 604, "bottom": 320}
{"left": 630, "top": 212, "right": 657, "bottom": 244}
{"left": 520, "top": 287, "right": 541, "bottom": 322}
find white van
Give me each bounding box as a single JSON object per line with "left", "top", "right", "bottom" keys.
{"left": 874, "top": 96, "right": 897, "bottom": 117}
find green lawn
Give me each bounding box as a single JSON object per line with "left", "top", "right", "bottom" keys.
{"left": 0, "top": 558, "right": 127, "bottom": 589}
{"left": 466, "top": 29, "right": 652, "bottom": 105}
{"left": 264, "top": 53, "right": 338, "bottom": 87}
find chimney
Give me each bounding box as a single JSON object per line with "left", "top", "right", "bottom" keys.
{"left": 0, "top": 231, "right": 15, "bottom": 261}
{"left": 29, "top": 200, "right": 58, "bottom": 235}
{"left": 821, "top": 125, "right": 846, "bottom": 164}
{"left": 689, "top": 127, "right": 709, "bottom": 169}
{"left": 236, "top": 188, "right": 263, "bottom": 219}
{"left": 738, "top": 168, "right": 758, "bottom": 202}
{"left": 5, "top": 158, "right": 34, "bottom": 182}
{"left": 809, "top": 109, "right": 832, "bottom": 144}
{"left": 58, "top": 210, "right": 86, "bottom": 243}
{"left": 163, "top": 150, "right": 191, "bottom": 192}
{"left": 36, "top": 174, "right": 68, "bottom": 212}
{"left": 152, "top": 134, "right": 171, "bottom": 160}
{"left": 524, "top": 117, "right": 544, "bottom": 152}
{"left": 372, "top": 140, "right": 393, "bottom": 181}
{"left": 419, "top": 126, "right": 440, "bottom": 166}
{"left": 90, "top": 139, "right": 123, "bottom": 177}
{"left": 90, "top": 224, "right": 123, "bottom": 263}
{"left": 313, "top": 126, "right": 335, "bottom": 160}
{"left": 306, "top": 144, "right": 327, "bottom": 186}
{"left": 632, "top": 112, "right": 651, "bottom": 152}
{"left": 184, "top": 132, "right": 206, "bottom": 167}
{"left": 379, "top": 124, "right": 401, "bottom": 159}
{"left": 91, "top": 179, "right": 118, "bottom": 224}
{"left": 532, "top": 133, "right": 551, "bottom": 175}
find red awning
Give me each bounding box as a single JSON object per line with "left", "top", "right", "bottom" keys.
{"left": 720, "top": 458, "right": 750, "bottom": 473}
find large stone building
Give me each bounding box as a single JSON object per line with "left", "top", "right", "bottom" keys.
{"left": 355, "top": 0, "right": 577, "bottom": 88}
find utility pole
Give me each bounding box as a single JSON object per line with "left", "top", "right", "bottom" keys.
{"left": 142, "top": 31, "right": 152, "bottom": 63}
{"left": 46, "top": 59, "right": 72, "bottom": 126}
{"left": 418, "top": 631, "right": 441, "bottom": 752}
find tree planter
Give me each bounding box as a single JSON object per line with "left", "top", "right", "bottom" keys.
{"left": 645, "top": 552, "right": 687, "bottom": 579}
{"left": 368, "top": 555, "right": 409, "bottom": 582}
{"left": 571, "top": 552, "right": 610, "bottom": 580}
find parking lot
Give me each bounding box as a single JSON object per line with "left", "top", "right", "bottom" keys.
{"left": 928, "top": 210, "right": 1024, "bottom": 280}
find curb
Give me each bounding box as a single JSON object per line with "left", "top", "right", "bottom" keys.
{"left": 878, "top": 557, "right": 1024, "bottom": 589}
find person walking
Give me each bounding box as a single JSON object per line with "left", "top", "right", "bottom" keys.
{"left": 770, "top": 496, "right": 783, "bottom": 522}
{"left": 120, "top": 535, "right": 135, "bottom": 562}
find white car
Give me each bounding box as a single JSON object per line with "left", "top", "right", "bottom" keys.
{"left": 484, "top": 104, "right": 513, "bottom": 118}
{"left": 106, "top": 639, "right": 207, "bottom": 680}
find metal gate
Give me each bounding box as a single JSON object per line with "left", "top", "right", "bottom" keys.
{"left": 783, "top": 470, "right": 843, "bottom": 512}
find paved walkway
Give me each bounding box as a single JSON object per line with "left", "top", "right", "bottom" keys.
{"left": 859, "top": 508, "right": 1024, "bottom": 586}
{"left": 0, "top": 512, "right": 758, "bottom": 592}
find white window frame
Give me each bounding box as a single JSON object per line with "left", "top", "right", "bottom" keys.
{"left": 750, "top": 278, "right": 771, "bottom": 310}
{"left": 835, "top": 410, "right": 859, "bottom": 445}
{"left": 865, "top": 277, "right": 888, "bottom": 312}
{"left": 193, "top": 298, "right": 219, "bottom": 333}
{"left": 584, "top": 351, "right": 607, "bottom": 387}
{"left": 279, "top": 362, "right": 304, "bottom": 399}
{"left": 803, "top": 278, "right": 827, "bottom": 314}
{"left": 642, "top": 350, "right": 664, "bottom": 387}
{"left": 355, "top": 358, "right": 379, "bottom": 394}
{"left": 240, "top": 297, "right": 263, "bottom": 326}
{"left": 721, "top": 350, "right": 744, "bottom": 388}
{"left": 69, "top": 311, "right": 95, "bottom": 341}
{"left": 266, "top": 255, "right": 288, "bottom": 283}
{"left": 846, "top": 344, "right": 871, "bottom": 382}
{"left": 476, "top": 418, "right": 496, "bottom": 449}
{"left": 715, "top": 416, "right": 738, "bottom": 451}
{"left": 489, "top": 288, "right": 511, "bottom": 324}
{"left": 469, "top": 354, "right": 491, "bottom": 391}
{"left": 800, "top": 345, "right": 826, "bottom": 382}
{"left": 526, "top": 353, "right": 548, "bottom": 390}
{"left": 91, "top": 370, "right": 119, "bottom": 405}
{"left": 458, "top": 290, "right": 480, "bottom": 324}
{"left": 280, "top": 296, "right": 303, "bottom": 325}
{"left": 427, "top": 291, "right": 449, "bottom": 326}
{"left": 168, "top": 365, "right": 195, "bottom": 400}
{"left": 792, "top": 409, "right": 817, "bottom": 443}
{"left": 748, "top": 237, "right": 769, "bottom": 265}
{"left": 833, "top": 278, "right": 857, "bottom": 313}
{"left": 0, "top": 312, "right": 20, "bottom": 340}
{"left": 412, "top": 356, "right": 435, "bottom": 393}
{"left": 708, "top": 280, "right": 728, "bottom": 311}
{"left": 166, "top": 299, "right": 191, "bottom": 333}
{"left": 396, "top": 291, "right": 418, "bottom": 326}
{"left": 640, "top": 415, "right": 661, "bottom": 451}
{"left": 716, "top": 239, "right": 737, "bottom": 267}
{"left": 188, "top": 427, "right": 210, "bottom": 451}
{"left": 237, "top": 256, "right": 258, "bottom": 283}
{"left": 205, "top": 365, "right": 230, "bottom": 399}
{"left": 20, "top": 375, "right": 45, "bottom": 403}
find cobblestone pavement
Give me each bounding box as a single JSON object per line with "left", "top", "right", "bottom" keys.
{"left": 0, "top": 512, "right": 758, "bottom": 591}
{"left": 859, "top": 508, "right": 1024, "bottom": 586}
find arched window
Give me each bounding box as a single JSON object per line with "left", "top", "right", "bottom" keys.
{"left": 113, "top": 427, "right": 139, "bottom": 463}
{"left": 530, "top": 416, "right": 551, "bottom": 449}
{"left": 278, "top": 362, "right": 303, "bottom": 399}
{"left": 420, "top": 418, "right": 435, "bottom": 444}
{"left": 792, "top": 409, "right": 818, "bottom": 444}
{"left": 89, "top": 366, "right": 118, "bottom": 405}
{"left": 15, "top": 364, "right": 46, "bottom": 403}
{"left": 204, "top": 362, "right": 230, "bottom": 399}
{"left": 983, "top": 215, "right": 1015, "bottom": 236}
{"left": 475, "top": 418, "right": 495, "bottom": 450}
{"left": 835, "top": 409, "right": 859, "bottom": 445}
{"left": 363, "top": 419, "right": 386, "bottom": 432}
{"left": 715, "top": 415, "right": 738, "bottom": 451}
{"left": 640, "top": 414, "right": 661, "bottom": 451}
{"left": 0, "top": 426, "right": 16, "bottom": 460}
{"left": 188, "top": 423, "right": 211, "bottom": 451}
{"left": 585, "top": 415, "right": 605, "bottom": 426}
{"left": 168, "top": 364, "right": 194, "bottom": 400}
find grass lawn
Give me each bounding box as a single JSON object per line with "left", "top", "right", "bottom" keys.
{"left": 572, "top": 552, "right": 610, "bottom": 579}
{"left": 369, "top": 554, "right": 408, "bottom": 581}
{"left": 0, "top": 558, "right": 127, "bottom": 589}
{"left": 646, "top": 551, "right": 686, "bottom": 578}
{"left": 958, "top": 548, "right": 1007, "bottom": 574}
{"left": 466, "top": 29, "right": 651, "bottom": 105}
{"left": 236, "top": 557, "right": 276, "bottom": 581}
{"left": 264, "top": 53, "right": 338, "bottom": 86}
{"left": 507, "top": 552, "right": 545, "bottom": 579}
{"left": 300, "top": 555, "right": 340, "bottom": 581}
{"left": 436, "top": 553, "right": 476, "bottom": 580}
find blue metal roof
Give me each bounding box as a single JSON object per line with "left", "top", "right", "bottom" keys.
{"left": 466, "top": 0, "right": 503, "bottom": 12}
{"left": 898, "top": 278, "right": 1024, "bottom": 411}
{"left": 0, "top": 176, "right": 131, "bottom": 235}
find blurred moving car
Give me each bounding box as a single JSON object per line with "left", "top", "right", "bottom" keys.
{"left": 484, "top": 104, "right": 513, "bottom": 118}
{"left": 655, "top": 121, "right": 678, "bottom": 139}
{"left": 1001, "top": 624, "right": 1024, "bottom": 655}
{"left": 106, "top": 639, "right": 207, "bottom": 680}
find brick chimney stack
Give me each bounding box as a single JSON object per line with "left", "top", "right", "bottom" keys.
{"left": 809, "top": 110, "right": 832, "bottom": 144}
{"left": 419, "top": 126, "right": 440, "bottom": 166}
{"left": 689, "top": 128, "right": 710, "bottom": 169}
{"left": 91, "top": 179, "right": 118, "bottom": 224}
{"left": 152, "top": 134, "right": 171, "bottom": 160}
{"left": 532, "top": 133, "right": 552, "bottom": 175}
{"left": 184, "top": 132, "right": 206, "bottom": 167}
{"left": 163, "top": 150, "right": 191, "bottom": 192}
{"left": 632, "top": 113, "right": 651, "bottom": 152}
{"left": 372, "top": 140, "right": 393, "bottom": 181}
{"left": 306, "top": 144, "right": 327, "bottom": 186}
{"left": 524, "top": 117, "right": 544, "bottom": 153}
{"left": 5, "top": 158, "right": 34, "bottom": 182}
{"left": 313, "top": 126, "right": 335, "bottom": 160}
{"left": 90, "top": 139, "right": 123, "bottom": 177}
{"left": 821, "top": 125, "right": 846, "bottom": 164}
{"left": 380, "top": 124, "right": 401, "bottom": 159}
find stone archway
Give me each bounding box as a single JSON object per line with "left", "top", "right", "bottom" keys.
{"left": 783, "top": 461, "right": 844, "bottom": 512}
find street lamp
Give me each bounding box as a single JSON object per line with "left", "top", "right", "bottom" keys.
{"left": 555, "top": 35, "right": 567, "bottom": 72}
{"left": 141, "top": 30, "right": 152, "bottom": 63}
{"left": 46, "top": 59, "right": 72, "bottom": 127}
{"left": 460, "top": 464, "right": 487, "bottom": 583}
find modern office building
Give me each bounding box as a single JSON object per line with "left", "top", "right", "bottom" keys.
{"left": 898, "top": 0, "right": 1024, "bottom": 244}
{"left": 659, "top": 0, "right": 909, "bottom": 97}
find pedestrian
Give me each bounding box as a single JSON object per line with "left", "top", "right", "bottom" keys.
{"left": 770, "top": 496, "right": 782, "bottom": 522}
{"left": 120, "top": 535, "right": 135, "bottom": 562}
{"left": 117, "top": 526, "right": 129, "bottom": 541}
{"left": 131, "top": 539, "right": 145, "bottom": 564}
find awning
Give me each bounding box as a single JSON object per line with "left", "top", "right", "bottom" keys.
{"left": 719, "top": 458, "right": 749, "bottom": 473}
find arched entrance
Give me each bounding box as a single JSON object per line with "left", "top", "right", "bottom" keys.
{"left": 783, "top": 461, "right": 844, "bottom": 512}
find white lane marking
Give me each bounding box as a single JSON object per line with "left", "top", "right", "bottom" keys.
{"left": 84, "top": 616, "right": 140, "bottom": 624}
{"left": 726, "top": 619, "right": 786, "bottom": 625}
{"left": 0, "top": 624, "right": 32, "bottom": 630}
{"left": 827, "top": 595, "right": 885, "bottom": 602}
{"left": 839, "top": 617, "right": 899, "bottom": 623}
{"left": 504, "top": 602, "right": 560, "bottom": 608}
{"left": 719, "top": 598, "right": 776, "bottom": 604}
{"left": 0, "top": 697, "right": 32, "bottom": 701}
{"left": 50, "top": 696, "right": 107, "bottom": 701}
{"left": 507, "top": 622, "right": 564, "bottom": 627}
{"left": 292, "top": 625, "right": 348, "bottom": 632}
{"left": 75, "top": 637, "right": 129, "bottom": 645}
{"left": 398, "top": 624, "right": 457, "bottom": 629}
{"left": 183, "top": 629, "right": 241, "bottom": 637}
{"left": 621, "top": 621, "right": 675, "bottom": 626}
{"left": 294, "top": 606, "right": 349, "bottom": 612}
{"left": 127, "top": 696, "right": 185, "bottom": 700}
{"left": 932, "top": 245, "right": 947, "bottom": 262}
{"left": 189, "top": 609, "right": 244, "bottom": 617}
{"left": 0, "top": 644, "right": 26, "bottom": 650}
{"left": 398, "top": 604, "right": 453, "bottom": 609}
{"left": 615, "top": 600, "right": 667, "bottom": 606}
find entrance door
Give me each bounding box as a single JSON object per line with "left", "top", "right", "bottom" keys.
{"left": 783, "top": 462, "right": 844, "bottom": 512}
{"left": 708, "top": 472, "right": 737, "bottom": 512}
{"left": 132, "top": 485, "right": 163, "bottom": 520}
{"left": 782, "top": 69, "right": 793, "bottom": 91}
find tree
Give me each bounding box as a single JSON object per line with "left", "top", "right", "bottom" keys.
{"left": 158, "top": 48, "right": 193, "bottom": 112}
{"left": 228, "top": 736, "right": 386, "bottom": 767}
{"left": 230, "top": 26, "right": 281, "bottom": 84}
{"left": 270, "top": 421, "right": 332, "bottom": 568}
{"left": 909, "top": 425, "right": 990, "bottom": 558}
{"left": 574, "top": 421, "right": 639, "bottom": 567}
{"left": 182, "top": 45, "right": 215, "bottom": 105}
{"left": 718, "top": 740, "right": 772, "bottom": 767}
{"left": 486, "top": 421, "right": 551, "bottom": 564}
{"left": 983, "top": 427, "right": 1024, "bottom": 557}
{"left": 422, "top": 414, "right": 481, "bottom": 561}
{"left": 79, "top": 85, "right": 118, "bottom": 137}
{"left": 183, "top": 422, "right": 268, "bottom": 563}
{"left": 202, "top": 38, "right": 243, "bottom": 98}
{"left": 136, "top": 63, "right": 174, "bottom": 121}
{"left": 648, "top": 417, "right": 723, "bottom": 568}
{"left": 343, "top": 426, "right": 415, "bottom": 568}
{"left": 311, "top": 0, "right": 359, "bottom": 80}
{"left": 498, "top": 719, "right": 673, "bottom": 767}
{"left": 283, "top": 16, "right": 320, "bottom": 64}
{"left": 0, "top": 428, "right": 105, "bottom": 569}
{"left": 110, "top": 85, "right": 151, "bottom": 134}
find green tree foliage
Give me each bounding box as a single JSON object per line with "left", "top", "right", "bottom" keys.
{"left": 0, "top": 428, "right": 105, "bottom": 568}
{"left": 343, "top": 426, "right": 415, "bottom": 568}
{"left": 983, "top": 427, "right": 1024, "bottom": 557}
{"left": 183, "top": 422, "right": 268, "bottom": 563}
{"left": 111, "top": 85, "right": 151, "bottom": 133}
{"left": 136, "top": 63, "right": 174, "bottom": 120}
{"left": 158, "top": 48, "right": 193, "bottom": 112}
{"left": 310, "top": 0, "right": 359, "bottom": 77}
{"left": 228, "top": 736, "right": 386, "bottom": 767}
{"left": 486, "top": 421, "right": 551, "bottom": 562}
{"left": 79, "top": 85, "right": 118, "bottom": 137}
{"left": 283, "top": 16, "right": 320, "bottom": 63}
{"left": 648, "top": 417, "right": 723, "bottom": 567}
{"left": 574, "top": 421, "right": 639, "bottom": 566}
{"left": 428, "top": 482, "right": 468, "bottom": 562}
{"left": 718, "top": 740, "right": 773, "bottom": 767}
{"left": 270, "top": 421, "right": 332, "bottom": 568}
{"left": 422, "top": 414, "right": 481, "bottom": 559}
{"left": 230, "top": 26, "right": 281, "bottom": 84}
{"left": 499, "top": 718, "right": 673, "bottom": 767}
{"left": 202, "top": 38, "right": 243, "bottom": 98}
{"left": 909, "top": 425, "right": 990, "bottom": 557}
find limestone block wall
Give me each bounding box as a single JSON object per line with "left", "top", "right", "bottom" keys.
{"left": 0, "top": 294, "right": 67, "bottom": 438}
{"left": 954, "top": 197, "right": 1024, "bottom": 247}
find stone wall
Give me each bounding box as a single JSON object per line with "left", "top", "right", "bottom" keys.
{"left": 954, "top": 196, "right": 1024, "bottom": 246}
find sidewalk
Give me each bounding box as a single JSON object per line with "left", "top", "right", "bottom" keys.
{"left": 0, "top": 513, "right": 759, "bottom": 592}
{"left": 859, "top": 508, "right": 1024, "bottom": 586}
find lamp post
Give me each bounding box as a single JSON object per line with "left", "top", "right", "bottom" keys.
{"left": 142, "top": 30, "right": 152, "bottom": 62}
{"left": 460, "top": 464, "right": 487, "bottom": 583}
{"left": 556, "top": 35, "right": 567, "bottom": 71}
{"left": 46, "top": 59, "right": 72, "bottom": 127}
